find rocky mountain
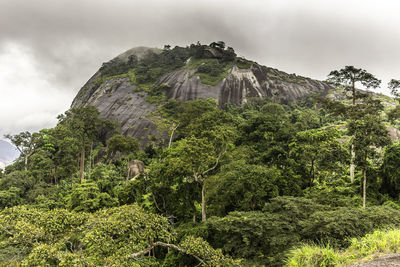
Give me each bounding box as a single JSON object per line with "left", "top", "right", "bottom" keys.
{"left": 71, "top": 43, "right": 335, "bottom": 142}
{"left": 0, "top": 140, "right": 19, "bottom": 169}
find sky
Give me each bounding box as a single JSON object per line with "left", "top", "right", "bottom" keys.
{"left": 0, "top": 0, "right": 400, "bottom": 137}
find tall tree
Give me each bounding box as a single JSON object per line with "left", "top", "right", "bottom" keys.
{"left": 290, "top": 128, "right": 343, "bottom": 189}
{"left": 58, "top": 106, "right": 110, "bottom": 183}
{"left": 387, "top": 79, "right": 400, "bottom": 123}
{"left": 4, "top": 131, "right": 40, "bottom": 171}
{"left": 162, "top": 135, "right": 229, "bottom": 222}
{"left": 150, "top": 106, "right": 236, "bottom": 222}
{"left": 106, "top": 133, "right": 139, "bottom": 159}
{"left": 381, "top": 143, "right": 400, "bottom": 198}
{"left": 327, "top": 66, "right": 381, "bottom": 182}
{"left": 389, "top": 79, "right": 400, "bottom": 100}
{"left": 347, "top": 98, "right": 391, "bottom": 208}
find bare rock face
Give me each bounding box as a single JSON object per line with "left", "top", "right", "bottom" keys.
{"left": 71, "top": 46, "right": 335, "bottom": 142}
{"left": 158, "top": 62, "right": 333, "bottom": 106}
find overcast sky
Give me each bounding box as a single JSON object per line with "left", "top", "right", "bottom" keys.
{"left": 0, "top": 0, "right": 399, "bottom": 137}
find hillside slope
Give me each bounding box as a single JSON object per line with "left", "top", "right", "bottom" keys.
{"left": 71, "top": 43, "right": 335, "bottom": 141}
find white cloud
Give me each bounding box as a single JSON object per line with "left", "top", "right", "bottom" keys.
{"left": 0, "top": 43, "right": 73, "bottom": 136}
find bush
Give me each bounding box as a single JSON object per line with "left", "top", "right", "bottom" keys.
{"left": 204, "top": 197, "right": 400, "bottom": 266}
{"left": 347, "top": 229, "right": 400, "bottom": 258}
{"left": 66, "top": 181, "right": 118, "bottom": 212}
{"left": 286, "top": 244, "right": 340, "bottom": 267}
{"left": 286, "top": 229, "right": 400, "bottom": 266}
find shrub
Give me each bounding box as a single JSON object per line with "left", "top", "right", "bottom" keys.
{"left": 286, "top": 244, "right": 340, "bottom": 267}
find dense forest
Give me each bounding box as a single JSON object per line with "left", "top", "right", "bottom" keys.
{"left": 2, "top": 44, "right": 400, "bottom": 266}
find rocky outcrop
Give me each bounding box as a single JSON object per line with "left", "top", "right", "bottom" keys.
{"left": 157, "top": 62, "right": 333, "bottom": 106}
{"left": 71, "top": 46, "right": 336, "bottom": 142}
{"left": 350, "top": 254, "right": 400, "bottom": 266}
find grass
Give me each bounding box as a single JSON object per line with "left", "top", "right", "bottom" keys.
{"left": 91, "top": 55, "right": 250, "bottom": 92}
{"left": 127, "top": 70, "right": 136, "bottom": 85}
{"left": 146, "top": 92, "right": 166, "bottom": 104}
{"left": 93, "top": 73, "right": 128, "bottom": 87}
{"left": 286, "top": 244, "right": 340, "bottom": 267}
{"left": 236, "top": 58, "right": 253, "bottom": 69}
{"left": 190, "top": 72, "right": 229, "bottom": 86}
{"left": 285, "top": 229, "right": 400, "bottom": 267}
{"left": 188, "top": 58, "right": 234, "bottom": 86}
{"left": 188, "top": 58, "right": 219, "bottom": 70}
{"left": 133, "top": 83, "right": 154, "bottom": 93}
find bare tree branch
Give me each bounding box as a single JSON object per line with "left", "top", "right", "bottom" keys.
{"left": 126, "top": 241, "right": 205, "bottom": 265}
{"left": 201, "top": 147, "right": 226, "bottom": 177}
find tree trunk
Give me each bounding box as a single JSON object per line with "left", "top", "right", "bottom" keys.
{"left": 89, "top": 141, "right": 93, "bottom": 176}
{"left": 363, "top": 167, "right": 367, "bottom": 208}
{"left": 350, "top": 143, "right": 355, "bottom": 183}
{"left": 201, "top": 181, "right": 207, "bottom": 222}
{"left": 350, "top": 81, "right": 356, "bottom": 182}
{"left": 309, "top": 159, "right": 314, "bottom": 188}
{"left": 54, "top": 165, "right": 58, "bottom": 184}
{"left": 79, "top": 147, "right": 85, "bottom": 183}
{"left": 168, "top": 123, "right": 178, "bottom": 148}
{"left": 193, "top": 207, "right": 196, "bottom": 223}
{"left": 24, "top": 155, "right": 28, "bottom": 171}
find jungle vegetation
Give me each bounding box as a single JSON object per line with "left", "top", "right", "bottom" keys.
{"left": 2, "top": 44, "right": 400, "bottom": 266}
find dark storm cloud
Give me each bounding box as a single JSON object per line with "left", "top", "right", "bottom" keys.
{"left": 0, "top": 0, "right": 247, "bottom": 89}
{"left": 1, "top": 0, "right": 400, "bottom": 135}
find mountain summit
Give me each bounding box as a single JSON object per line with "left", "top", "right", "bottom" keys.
{"left": 71, "top": 42, "right": 334, "bottom": 141}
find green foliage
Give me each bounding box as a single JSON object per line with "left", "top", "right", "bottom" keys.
{"left": 191, "top": 59, "right": 234, "bottom": 86}
{"left": 66, "top": 180, "right": 118, "bottom": 212}
{"left": 304, "top": 179, "right": 361, "bottom": 207}
{"left": 179, "top": 236, "right": 242, "bottom": 266}
{"left": 58, "top": 105, "right": 115, "bottom": 182}
{"left": 0, "top": 187, "right": 22, "bottom": 208}
{"left": 207, "top": 160, "right": 280, "bottom": 215}
{"left": 286, "top": 244, "right": 339, "bottom": 267}
{"left": 3, "top": 74, "right": 400, "bottom": 266}
{"left": 290, "top": 128, "right": 346, "bottom": 188}
{"left": 347, "top": 229, "right": 400, "bottom": 258}
{"left": 99, "top": 55, "right": 139, "bottom": 77}
{"left": 286, "top": 229, "right": 400, "bottom": 267}
{"left": 381, "top": 143, "right": 400, "bottom": 197}
{"left": 235, "top": 57, "right": 253, "bottom": 69}
{"left": 106, "top": 133, "right": 139, "bottom": 158}
{"left": 205, "top": 197, "right": 400, "bottom": 266}
{"left": 327, "top": 66, "right": 381, "bottom": 94}
{"left": 0, "top": 204, "right": 235, "bottom": 266}
{"left": 146, "top": 83, "right": 170, "bottom": 104}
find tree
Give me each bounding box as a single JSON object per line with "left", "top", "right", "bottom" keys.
{"left": 290, "top": 129, "right": 343, "bottom": 188}
{"left": 153, "top": 98, "right": 221, "bottom": 145}
{"left": 347, "top": 98, "right": 391, "bottom": 208}
{"left": 327, "top": 66, "right": 381, "bottom": 182}
{"left": 58, "top": 106, "right": 111, "bottom": 183}
{"left": 4, "top": 131, "right": 40, "bottom": 171}
{"left": 381, "top": 143, "right": 400, "bottom": 198}
{"left": 209, "top": 41, "right": 225, "bottom": 50}
{"left": 387, "top": 79, "right": 400, "bottom": 124}
{"left": 106, "top": 134, "right": 139, "bottom": 159}
{"left": 389, "top": 79, "right": 400, "bottom": 100}
{"left": 150, "top": 104, "right": 236, "bottom": 222}
{"left": 207, "top": 159, "right": 280, "bottom": 216}
{"left": 66, "top": 180, "right": 118, "bottom": 212}
{"left": 163, "top": 136, "right": 227, "bottom": 222}
{"left": 327, "top": 66, "right": 381, "bottom": 106}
